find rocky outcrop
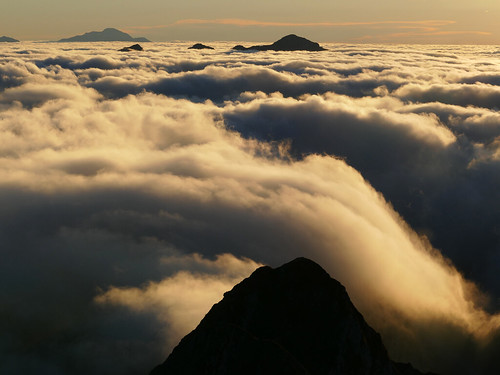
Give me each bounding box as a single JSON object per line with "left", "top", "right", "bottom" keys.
{"left": 151, "top": 258, "right": 434, "bottom": 375}
{"left": 57, "top": 28, "right": 150, "bottom": 42}
{"left": 232, "top": 34, "right": 326, "bottom": 52}
{"left": 119, "top": 44, "right": 143, "bottom": 52}
{"left": 231, "top": 44, "right": 247, "bottom": 51}
{"left": 0, "top": 36, "right": 19, "bottom": 42}
{"left": 188, "top": 43, "right": 214, "bottom": 50}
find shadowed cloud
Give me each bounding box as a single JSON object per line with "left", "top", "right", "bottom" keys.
{"left": 1, "top": 41, "right": 500, "bottom": 375}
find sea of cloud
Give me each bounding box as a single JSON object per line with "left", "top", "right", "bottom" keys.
{"left": 1, "top": 41, "right": 500, "bottom": 375}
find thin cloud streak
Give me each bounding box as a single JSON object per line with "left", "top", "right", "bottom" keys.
{"left": 121, "top": 19, "right": 493, "bottom": 43}
{"left": 381, "top": 30, "right": 492, "bottom": 39}
{"left": 124, "top": 19, "right": 457, "bottom": 33}
{"left": 174, "top": 19, "right": 456, "bottom": 28}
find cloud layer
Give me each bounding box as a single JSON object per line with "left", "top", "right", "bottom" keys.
{"left": 2, "top": 42, "right": 500, "bottom": 375}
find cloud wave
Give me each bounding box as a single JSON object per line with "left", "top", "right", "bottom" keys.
{"left": 2, "top": 42, "right": 500, "bottom": 375}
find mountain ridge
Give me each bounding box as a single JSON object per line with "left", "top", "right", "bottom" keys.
{"left": 0, "top": 36, "right": 19, "bottom": 42}
{"left": 232, "top": 34, "right": 326, "bottom": 51}
{"left": 188, "top": 43, "right": 214, "bottom": 50}
{"left": 151, "top": 257, "right": 435, "bottom": 375}
{"left": 56, "top": 28, "right": 150, "bottom": 42}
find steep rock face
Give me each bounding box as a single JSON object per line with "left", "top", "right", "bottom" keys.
{"left": 0, "top": 36, "right": 19, "bottom": 42}
{"left": 57, "top": 28, "right": 150, "bottom": 42}
{"left": 232, "top": 34, "right": 326, "bottom": 52}
{"left": 151, "top": 258, "right": 433, "bottom": 375}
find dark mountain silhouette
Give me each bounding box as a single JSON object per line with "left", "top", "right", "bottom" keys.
{"left": 232, "top": 34, "right": 326, "bottom": 52}
{"left": 151, "top": 258, "right": 434, "bottom": 375}
{"left": 119, "top": 44, "right": 143, "bottom": 52}
{"left": 57, "top": 28, "right": 150, "bottom": 42}
{"left": 188, "top": 43, "right": 214, "bottom": 50}
{"left": 0, "top": 36, "right": 19, "bottom": 42}
{"left": 231, "top": 44, "right": 247, "bottom": 51}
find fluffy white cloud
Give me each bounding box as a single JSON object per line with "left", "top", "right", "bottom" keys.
{"left": 2, "top": 41, "right": 500, "bottom": 375}
{"left": 95, "top": 254, "right": 261, "bottom": 350}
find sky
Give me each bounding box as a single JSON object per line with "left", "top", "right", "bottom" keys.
{"left": 2, "top": 0, "right": 500, "bottom": 43}
{"left": 2, "top": 41, "right": 500, "bottom": 374}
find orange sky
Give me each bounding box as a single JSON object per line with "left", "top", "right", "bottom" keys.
{"left": 2, "top": 1, "right": 499, "bottom": 43}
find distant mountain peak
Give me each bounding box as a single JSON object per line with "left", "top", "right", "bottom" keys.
{"left": 119, "top": 43, "right": 143, "bottom": 52}
{"left": 151, "top": 257, "right": 434, "bottom": 375}
{"left": 56, "top": 28, "right": 150, "bottom": 42}
{"left": 188, "top": 43, "right": 214, "bottom": 50}
{"left": 232, "top": 34, "right": 326, "bottom": 52}
{"left": 0, "top": 36, "right": 19, "bottom": 43}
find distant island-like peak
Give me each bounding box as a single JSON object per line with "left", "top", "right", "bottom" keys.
{"left": 231, "top": 44, "right": 247, "bottom": 51}
{"left": 232, "top": 34, "right": 326, "bottom": 52}
{"left": 119, "top": 44, "right": 143, "bottom": 52}
{"left": 0, "top": 36, "right": 19, "bottom": 43}
{"left": 56, "top": 28, "right": 150, "bottom": 42}
{"left": 188, "top": 43, "right": 214, "bottom": 50}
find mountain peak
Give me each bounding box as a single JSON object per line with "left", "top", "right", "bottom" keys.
{"left": 151, "top": 257, "right": 433, "bottom": 375}
{"left": 56, "top": 28, "right": 150, "bottom": 42}
{"left": 276, "top": 34, "right": 304, "bottom": 42}
{"left": 232, "top": 34, "right": 326, "bottom": 52}
{"left": 188, "top": 43, "right": 214, "bottom": 50}
{"left": 119, "top": 43, "right": 143, "bottom": 52}
{"left": 269, "top": 34, "right": 326, "bottom": 51}
{"left": 275, "top": 255, "right": 330, "bottom": 273}
{"left": 0, "top": 36, "right": 19, "bottom": 43}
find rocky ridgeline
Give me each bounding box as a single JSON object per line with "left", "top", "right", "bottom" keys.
{"left": 57, "top": 28, "right": 150, "bottom": 42}
{"left": 232, "top": 34, "right": 326, "bottom": 51}
{"left": 0, "top": 36, "right": 19, "bottom": 42}
{"left": 119, "top": 44, "right": 143, "bottom": 52}
{"left": 188, "top": 43, "right": 214, "bottom": 50}
{"left": 151, "top": 258, "right": 435, "bottom": 375}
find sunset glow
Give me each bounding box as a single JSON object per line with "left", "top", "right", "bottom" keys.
{"left": 2, "top": 1, "right": 500, "bottom": 43}
{"left": 2, "top": 2, "right": 500, "bottom": 375}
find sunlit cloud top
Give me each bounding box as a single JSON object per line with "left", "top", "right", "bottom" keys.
{"left": 2, "top": 42, "right": 500, "bottom": 375}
